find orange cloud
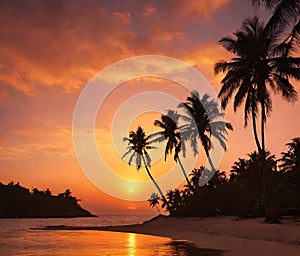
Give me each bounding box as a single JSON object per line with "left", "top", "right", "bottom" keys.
{"left": 0, "top": 0, "right": 235, "bottom": 96}
{"left": 1, "top": 121, "right": 73, "bottom": 159}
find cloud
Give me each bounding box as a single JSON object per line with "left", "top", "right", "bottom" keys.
{"left": 0, "top": 145, "right": 29, "bottom": 160}
{"left": 0, "top": 121, "right": 74, "bottom": 159}
{"left": 0, "top": 0, "right": 234, "bottom": 96}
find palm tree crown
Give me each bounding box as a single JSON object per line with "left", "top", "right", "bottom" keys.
{"left": 215, "top": 16, "right": 298, "bottom": 153}
{"left": 179, "top": 91, "right": 232, "bottom": 166}
{"left": 152, "top": 110, "right": 184, "bottom": 161}
{"left": 152, "top": 110, "right": 192, "bottom": 188}
{"left": 279, "top": 137, "right": 300, "bottom": 173}
{"left": 122, "top": 126, "right": 155, "bottom": 170}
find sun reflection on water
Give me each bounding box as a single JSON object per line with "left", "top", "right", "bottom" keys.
{"left": 127, "top": 233, "right": 136, "bottom": 256}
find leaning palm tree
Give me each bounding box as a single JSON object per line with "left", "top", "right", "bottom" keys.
{"left": 179, "top": 91, "right": 233, "bottom": 186}
{"left": 152, "top": 110, "right": 192, "bottom": 189}
{"left": 215, "top": 16, "right": 299, "bottom": 221}
{"left": 122, "top": 126, "right": 171, "bottom": 212}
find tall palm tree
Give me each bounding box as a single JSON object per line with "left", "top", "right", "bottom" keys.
{"left": 152, "top": 110, "right": 192, "bottom": 189}
{"left": 179, "top": 91, "right": 233, "bottom": 186}
{"left": 122, "top": 126, "right": 171, "bottom": 212}
{"left": 215, "top": 16, "right": 299, "bottom": 221}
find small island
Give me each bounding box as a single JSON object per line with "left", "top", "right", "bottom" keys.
{"left": 0, "top": 181, "right": 96, "bottom": 218}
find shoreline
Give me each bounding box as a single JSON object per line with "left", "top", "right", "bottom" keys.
{"left": 42, "top": 215, "right": 300, "bottom": 256}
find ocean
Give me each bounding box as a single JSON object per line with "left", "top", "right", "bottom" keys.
{"left": 0, "top": 215, "right": 222, "bottom": 255}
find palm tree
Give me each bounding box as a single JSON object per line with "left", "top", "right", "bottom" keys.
{"left": 148, "top": 192, "right": 161, "bottom": 213}
{"left": 279, "top": 137, "right": 300, "bottom": 173}
{"left": 252, "top": 0, "right": 299, "bottom": 34}
{"left": 164, "top": 189, "right": 184, "bottom": 214}
{"left": 152, "top": 110, "right": 192, "bottom": 189}
{"left": 252, "top": 1, "right": 300, "bottom": 68}
{"left": 230, "top": 158, "right": 249, "bottom": 182}
{"left": 179, "top": 91, "right": 233, "bottom": 186}
{"left": 189, "top": 167, "right": 205, "bottom": 190}
{"left": 122, "top": 126, "right": 171, "bottom": 212}
{"left": 278, "top": 137, "right": 300, "bottom": 206}
{"left": 215, "top": 16, "right": 299, "bottom": 221}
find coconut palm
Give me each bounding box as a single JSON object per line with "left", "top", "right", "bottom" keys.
{"left": 252, "top": 0, "right": 299, "bottom": 33}
{"left": 148, "top": 192, "right": 161, "bottom": 213}
{"left": 279, "top": 137, "right": 300, "bottom": 173}
{"left": 230, "top": 158, "right": 249, "bottom": 182}
{"left": 214, "top": 16, "right": 299, "bottom": 221}
{"left": 164, "top": 189, "right": 184, "bottom": 214}
{"left": 179, "top": 91, "right": 233, "bottom": 186}
{"left": 152, "top": 110, "right": 192, "bottom": 189}
{"left": 189, "top": 167, "right": 205, "bottom": 190}
{"left": 122, "top": 126, "right": 171, "bottom": 211}
{"left": 252, "top": 1, "right": 300, "bottom": 63}
{"left": 278, "top": 137, "right": 300, "bottom": 206}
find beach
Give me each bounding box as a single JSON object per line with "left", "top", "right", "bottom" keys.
{"left": 96, "top": 215, "right": 300, "bottom": 256}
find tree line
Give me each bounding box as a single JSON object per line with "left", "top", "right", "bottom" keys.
{"left": 122, "top": 0, "right": 300, "bottom": 222}
{"left": 148, "top": 138, "right": 300, "bottom": 218}
{"left": 0, "top": 182, "right": 94, "bottom": 218}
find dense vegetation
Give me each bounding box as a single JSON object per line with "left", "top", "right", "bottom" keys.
{"left": 148, "top": 138, "right": 300, "bottom": 217}
{"left": 0, "top": 182, "right": 95, "bottom": 218}
{"left": 123, "top": 0, "right": 300, "bottom": 222}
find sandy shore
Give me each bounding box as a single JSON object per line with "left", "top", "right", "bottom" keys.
{"left": 96, "top": 215, "right": 300, "bottom": 256}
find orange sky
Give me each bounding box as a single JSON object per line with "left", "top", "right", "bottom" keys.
{"left": 0, "top": 0, "right": 299, "bottom": 215}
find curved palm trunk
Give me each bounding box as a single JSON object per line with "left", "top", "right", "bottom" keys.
{"left": 141, "top": 154, "right": 172, "bottom": 214}
{"left": 177, "top": 157, "right": 193, "bottom": 189}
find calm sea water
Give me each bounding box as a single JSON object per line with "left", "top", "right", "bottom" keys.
{"left": 0, "top": 216, "right": 222, "bottom": 256}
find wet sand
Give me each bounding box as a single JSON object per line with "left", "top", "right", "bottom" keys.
{"left": 44, "top": 215, "right": 300, "bottom": 256}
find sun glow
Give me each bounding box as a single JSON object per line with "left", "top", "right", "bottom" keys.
{"left": 127, "top": 233, "right": 136, "bottom": 256}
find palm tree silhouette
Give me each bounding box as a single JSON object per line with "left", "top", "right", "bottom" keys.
{"left": 280, "top": 137, "right": 300, "bottom": 173}
{"left": 230, "top": 158, "right": 249, "bottom": 182}
{"left": 179, "top": 91, "right": 233, "bottom": 186}
{"left": 148, "top": 192, "right": 161, "bottom": 213}
{"left": 252, "top": 0, "right": 299, "bottom": 40}
{"left": 189, "top": 167, "right": 205, "bottom": 190}
{"left": 249, "top": 151, "right": 277, "bottom": 206}
{"left": 122, "top": 126, "right": 171, "bottom": 212}
{"left": 279, "top": 137, "right": 300, "bottom": 206}
{"left": 164, "top": 189, "right": 184, "bottom": 214}
{"left": 215, "top": 16, "right": 299, "bottom": 221}
{"left": 151, "top": 110, "right": 192, "bottom": 189}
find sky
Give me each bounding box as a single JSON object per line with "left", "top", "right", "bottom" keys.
{"left": 0, "top": 0, "right": 299, "bottom": 215}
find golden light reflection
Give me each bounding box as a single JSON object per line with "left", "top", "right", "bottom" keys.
{"left": 127, "top": 233, "right": 136, "bottom": 256}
